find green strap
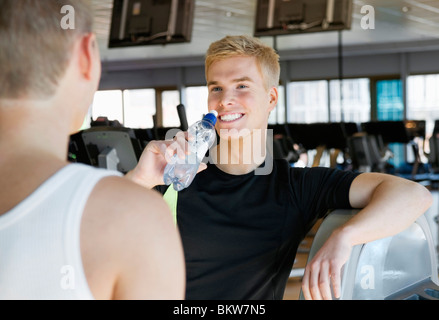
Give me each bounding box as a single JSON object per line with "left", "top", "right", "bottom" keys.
{"left": 163, "top": 186, "right": 178, "bottom": 226}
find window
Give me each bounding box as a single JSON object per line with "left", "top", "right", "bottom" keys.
{"left": 407, "top": 74, "right": 439, "bottom": 137}
{"left": 376, "top": 79, "right": 404, "bottom": 168}
{"left": 286, "top": 79, "right": 371, "bottom": 124}
{"left": 376, "top": 79, "right": 404, "bottom": 121}
{"left": 329, "top": 78, "right": 371, "bottom": 123}
{"left": 407, "top": 74, "right": 439, "bottom": 162}
{"left": 185, "top": 86, "right": 209, "bottom": 125}
{"left": 91, "top": 89, "right": 156, "bottom": 129}
{"left": 91, "top": 90, "right": 124, "bottom": 123}
{"left": 123, "top": 89, "right": 156, "bottom": 129}
{"left": 161, "top": 90, "right": 181, "bottom": 128}
{"left": 287, "top": 81, "right": 328, "bottom": 123}
{"left": 268, "top": 85, "right": 286, "bottom": 124}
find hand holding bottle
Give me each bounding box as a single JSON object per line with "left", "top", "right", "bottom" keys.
{"left": 125, "top": 113, "right": 217, "bottom": 190}
{"left": 164, "top": 111, "right": 218, "bottom": 191}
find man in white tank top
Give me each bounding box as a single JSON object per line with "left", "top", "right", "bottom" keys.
{"left": 0, "top": 0, "right": 185, "bottom": 300}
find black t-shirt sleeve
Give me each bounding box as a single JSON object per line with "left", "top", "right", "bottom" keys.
{"left": 290, "top": 167, "right": 361, "bottom": 233}
{"left": 154, "top": 184, "right": 168, "bottom": 195}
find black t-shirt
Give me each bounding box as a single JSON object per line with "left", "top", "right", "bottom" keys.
{"left": 156, "top": 159, "right": 360, "bottom": 300}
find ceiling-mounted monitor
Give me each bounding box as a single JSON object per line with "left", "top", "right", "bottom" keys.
{"left": 108, "top": 0, "right": 195, "bottom": 48}
{"left": 254, "top": 0, "right": 353, "bottom": 37}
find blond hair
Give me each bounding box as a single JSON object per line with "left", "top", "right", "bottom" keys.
{"left": 205, "top": 35, "right": 280, "bottom": 90}
{"left": 0, "top": 0, "right": 94, "bottom": 99}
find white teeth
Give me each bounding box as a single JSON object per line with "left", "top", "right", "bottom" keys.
{"left": 220, "top": 114, "right": 243, "bottom": 122}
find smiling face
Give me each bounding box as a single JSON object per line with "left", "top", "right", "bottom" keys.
{"left": 207, "top": 56, "right": 278, "bottom": 140}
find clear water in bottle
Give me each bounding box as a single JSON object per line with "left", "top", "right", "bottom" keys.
{"left": 163, "top": 110, "right": 218, "bottom": 191}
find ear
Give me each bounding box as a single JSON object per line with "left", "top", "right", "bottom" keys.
{"left": 78, "top": 33, "right": 100, "bottom": 81}
{"left": 267, "top": 86, "right": 278, "bottom": 113}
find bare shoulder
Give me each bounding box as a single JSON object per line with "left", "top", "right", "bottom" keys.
{"left": 86, "top": 175, "right": 171, "bottom": 221}
{"left": 83, "top": 175, "right": 175, "bottom": 239}
{"left": 80, "top": 176, "right": 185, "bottom": 300}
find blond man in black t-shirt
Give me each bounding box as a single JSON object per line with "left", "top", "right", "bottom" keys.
{"left": 127, "top": 35, "right": 433, "bottom": 300}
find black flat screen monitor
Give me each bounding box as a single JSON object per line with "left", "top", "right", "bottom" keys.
{"left": 405, "top": 120, "right": 426, "bottom": 140}
{"left": 254, "top": 0, "right": 353, "bottom": 37}
{"left": 361, "top": 121, "right": 410, "bottom": 144}
{"left": 287, "top": 122, "right": 358, "bottom": 150}
{"left": 109, "top": 0, "right": 195, "bottom": 48}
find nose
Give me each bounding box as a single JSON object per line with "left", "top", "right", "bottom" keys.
{"left": 219, "top": 88, "right": 235, "bottom": 108}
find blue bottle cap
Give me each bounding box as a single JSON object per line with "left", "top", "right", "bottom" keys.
{"left": 203, "top": 110, "right": 218, "bottom": 126}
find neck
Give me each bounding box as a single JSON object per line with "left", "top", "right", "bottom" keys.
{"left": 0, "top": 99, "right": 72, "bottom": 165}
{"left": 211, "top": 129, "right": 268, "bottom": 175}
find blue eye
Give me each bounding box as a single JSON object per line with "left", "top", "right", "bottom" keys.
{"left": 238, "top": 84, "right": 248, "bottom": 89}
{"left": 211, "top": 87, "right": 222, "bottom": 92}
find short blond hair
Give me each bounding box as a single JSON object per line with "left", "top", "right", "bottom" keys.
{"left": 205, "top": 35, "right": 280, "bottom": 90}
{"left": 0, "top": 0, "right": 94, "bottom": 99}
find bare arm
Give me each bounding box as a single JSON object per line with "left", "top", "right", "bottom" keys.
{"left": 344, "top": 173, "right": 432, "bottom": 245}
{"left": 81, "top": 177, "right": 186, "bottom": 300}
{"left": 301, "top": 172, "right": 433, "bottom": 300}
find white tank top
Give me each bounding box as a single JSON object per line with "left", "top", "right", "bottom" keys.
{"left": 0, "top": 164, "right": 121, "bottom": 300}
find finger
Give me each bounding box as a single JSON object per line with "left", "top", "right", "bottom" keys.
{"left": 330, "top": 264, "right": 342, "bottom": 299}
{"left": 301, "top": 267, "right": 312, "bottom": 300}
{"left": 184, "top": 130, "right": 196, "bottom": 143}
{"left": 197, "top": 162, "right": 207, "bottom": 173}
{"left": 165, "top": 139, "right": 186, "bottom": 161}
{"left": 309, "top": 263, "right": 323, "bottom": 300}
{"left": 174, "top": 130, "right": 187, "bottom": 143}
{"left": 145, "top": 140, "right": 179, "bottom": 165}
{"left": 318, "top": 263, "right": 332, "bottom": 300}
{"left": 174, "top": 131, "right": 190, "bottom": 158}
{"left": 146, "top": 140, "right": 170, "bottom": 157}
{"left": 181, "top": 130, "right": 190, "bottom": 141}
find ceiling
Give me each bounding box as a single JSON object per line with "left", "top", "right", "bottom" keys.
{"left": 91, "top": 0, "right": 439, "bottom": 63}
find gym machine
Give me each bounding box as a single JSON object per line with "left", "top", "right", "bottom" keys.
{"left": 301, "top": 209, "right": 439, "bottom": 300}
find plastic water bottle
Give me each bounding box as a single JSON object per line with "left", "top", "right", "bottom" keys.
{"left": 163, "top": 110, "right": 218, "bottom": 191}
